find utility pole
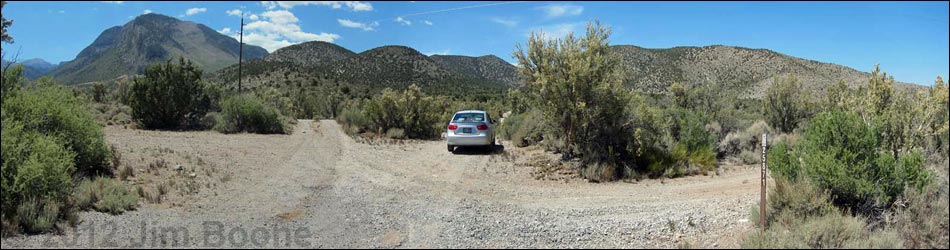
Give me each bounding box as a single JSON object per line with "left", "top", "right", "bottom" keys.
{"left": 238, "top": 13, "right": 244, "bottom": 93}
{"left": 760, "top": 133, "right": 768, "bottom": 229}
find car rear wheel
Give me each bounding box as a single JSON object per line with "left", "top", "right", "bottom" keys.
{"left": 447, "top": 145, "right": 454, "bottom": 152}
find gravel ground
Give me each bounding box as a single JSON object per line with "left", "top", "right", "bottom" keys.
{"left": 1, "top": 120, "right": 761, "bottom": 249}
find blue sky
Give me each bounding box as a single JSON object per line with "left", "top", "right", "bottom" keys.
{"left": 1, "top": 1, "right": 948, "bottom": 86}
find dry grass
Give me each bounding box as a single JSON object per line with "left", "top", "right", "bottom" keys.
{"left": 117, "top": 165, "right": 134, "bottom": 181}
{"left": 742, "top": 212, "right": 901, "bottom": 249}
{"left": 146, "top": 158, "right": 167, "bottom": 175}
{"left": 74, "top": 178, "right": 140, "bottom": 215}
{"left": 13, "top": 199, "right": 63, "bottom": 234}
{"left": 891, "top": 184, "right": 950, "bottom": 249}
{"left": 1, "top": 214, "right": 18, "bottom": 238}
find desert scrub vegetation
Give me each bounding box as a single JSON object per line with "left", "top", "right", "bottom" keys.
{"left": 2, "top": 65, "right": 142, "bottom": 235}
{"left": 129, "top": 57, "right": 219, "bottom": 130}
{"left": 763, "top": 74, "right": 814, "bottom": 133}
{"left": 512, "top": 21, "right": 632, "bottom": 181}
{"left": 74, "top": 177, "right": 139, "bottom": 215}
{"left": 3, "top": 77, "right": 111, "bottom": 174}
{"left": 744, "top": 68, "right": 949, "bottom": 249}
{"left": 213, "top": 94, "right": 292, "bottom": 134}
{"left": 127, "top": 57, "right": 294, "bottom": 135}
{"left": 507, "top": 21, "right": 727, "bottom": 182}
{"left": 337, "top": 84, "right": 444, "bottom": 140}
{"left": 497, "top": 109, "right": 546, "bottom": 147}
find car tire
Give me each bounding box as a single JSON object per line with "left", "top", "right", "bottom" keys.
{"left": 447, "top": 145, "right": 454, "bottom": 153}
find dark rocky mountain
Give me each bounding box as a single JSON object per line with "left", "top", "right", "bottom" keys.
{"left": 48, "top": 13, "right": 268, "bottom": 85}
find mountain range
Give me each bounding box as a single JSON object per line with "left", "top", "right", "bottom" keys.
{"left": 47, "top": 13, "right": 268, "bottom": 85}
{"left": 28, "top": 13, "right": 924, "bottom": 98}
{"left": 2, "top": 58, "right": 58, "bottom": 79}
{"left": 210, "top": 42, "right": 517, "bottom": 99}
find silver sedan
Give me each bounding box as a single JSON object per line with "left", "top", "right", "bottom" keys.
{"left": 445, "top": 110, "right": 495, "bottom": 152}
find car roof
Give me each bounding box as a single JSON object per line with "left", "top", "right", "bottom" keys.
{"left": 454, "top": 110, "right": 487, "bottom": 114}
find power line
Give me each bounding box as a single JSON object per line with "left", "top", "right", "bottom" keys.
{"left": 373, "top": 1, "right": 530, "bottom": 23}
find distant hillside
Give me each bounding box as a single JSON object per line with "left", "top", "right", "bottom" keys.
{"left": 211, "top": 43, "right": 512, "bottom": 99}
{"left": 431, "top": 55, "right": 519, "bottom": 87}
{"left": 611, "top": 45, "right": 923, "bottom": 97}
{"left": 263, "top": 41, "right": 356, "bottom": 68}
{"left": 2, "top": 58, "right": 58, "bottom": 79}
{"left": 208, "top": 41, "right": 926, "bottom": 101}
{"left": 49, "top": 13, "right": 268, "bottom": 85}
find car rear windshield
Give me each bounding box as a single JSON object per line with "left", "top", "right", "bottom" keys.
{"left": 452, "top": 113, "right": 485, "bottom": 123}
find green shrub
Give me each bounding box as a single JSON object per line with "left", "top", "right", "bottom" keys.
{"left": 215, "top": 94, "right": 290, "bottom": 134}
{"left": 718, "top": 121, "right": 771, "bottom": 164}
{"left": 129, "top": 57, "right": 216, "bottom": 130}
{"left": 1, "top": 119, "right": 76, "bottom": 224}
{"left": 498, "top": 109, "right": 545, "bottom": 147}
{"left": 3, "top": 79, "right": 110, "bottom": 174}
{"left": 513, "top": 21, "right": 628, "bottom": 164}
{"left": 767, "top": 141, "right": 800, "bottom": 181}
{"left": 764, "top": 75, "right": 813, "bottom": 133}
{"left": 1, "top": 74, "right": 118, "bottom": 235}
{"left": 74, "top": 177, "right": 139, "bottom": 215}
{"left": 337, "top": 105, "right": 370, "bottom": 135}
{"left": 2, "top": 64, "right": 23, "bottom": 99}
{"left": 91, "top": 82, "right": 107, "bottom": 103}
{"left": 798, "top": 111, "right": 931, "bottom": 211}
{"left": 665, "top": 109, "right": 718, "bottom": 177}
{"left": 362, "top": 84, "right": 442, "bottom": 139}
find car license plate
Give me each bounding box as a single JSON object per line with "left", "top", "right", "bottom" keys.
{"left": 462, "top": 128, "right": 472, "bottom": 133}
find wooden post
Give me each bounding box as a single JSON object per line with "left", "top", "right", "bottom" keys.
{"left": 760, "top": 133, "right": 768, "bottom": 229}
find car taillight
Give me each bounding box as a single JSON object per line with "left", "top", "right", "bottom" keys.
{"left": 448, "top": 124, "right": 458, "bottom": 130}
{"left": 477, "top": 124, "right": 489, "bottom": 131}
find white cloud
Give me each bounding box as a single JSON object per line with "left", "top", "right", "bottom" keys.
{"left": 185, "top": 7, "right": 207, "bottom": 16}
{"left": 261, "top": 10, "right": 298, "bottom": 24}
{"left": 249, "top": 14, "right": 259, "bottom": 20}
{"left": 539, "top": 4, "right": 583, "bottom": 18}
{"left": 260, "top": 1, "right": 373, "bottom": 11}
{"left": 226, "top": 9, "right": 243, "bottom": 17}
{"left": 425, "top": 49, "right": 452, "bottom": 56}
{"left": 218, "top": 27, "right": 232, "bottom": 34}
{"left": 423, "top": 20, "right": 433, "bottom": 26}
{"left": 100, "top": 1, "right": 124, "bottom": 4}
{"left": 531, "top": 22, "right": 583, "bottom": 41}
{"left": 143, "top": 9, "right": 153, "bottom": 14}
{"left": 238, "top": 10, "right": 340, "bottom": 52}
{"left": 338, "top": 19, "right": 378, "bottom": 31}
{"left": 491, "top": 17, "right": 518, "bottom": 27}
{"left": 395, "top": 16, "right": 411, "bottom": 26}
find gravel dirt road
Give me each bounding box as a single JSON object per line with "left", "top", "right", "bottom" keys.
{"left": 1, "top": 120, "right": 761, "bottom": 248}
